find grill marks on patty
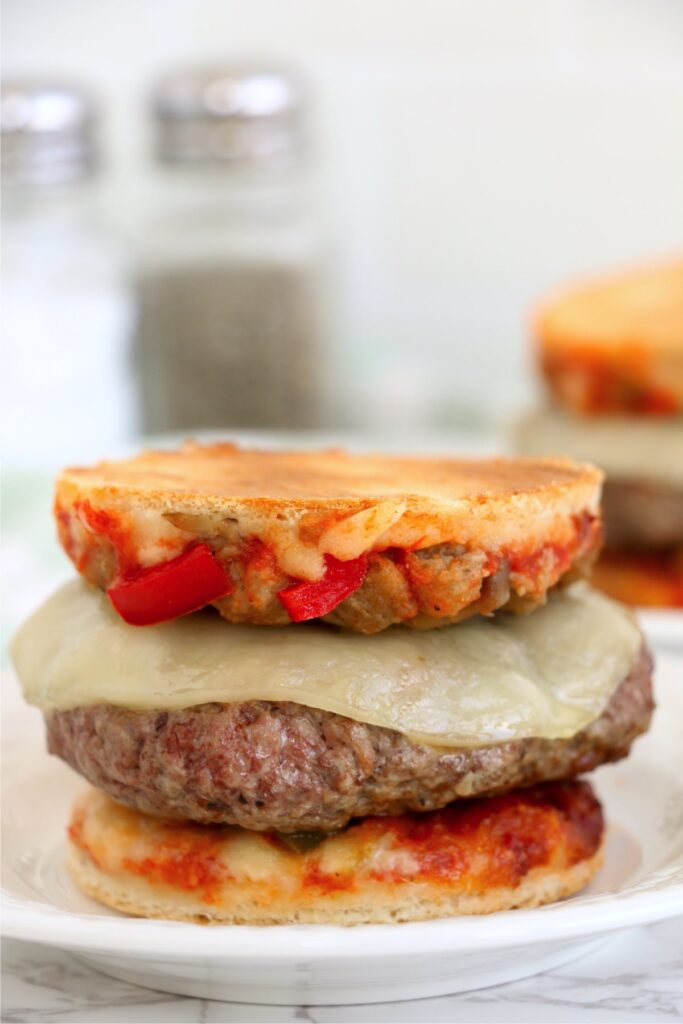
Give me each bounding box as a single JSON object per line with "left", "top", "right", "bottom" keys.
{"left": 46, "top": 645, "right": 653, "bottom": 833}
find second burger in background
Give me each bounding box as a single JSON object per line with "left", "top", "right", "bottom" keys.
{"left": 517, "top": 258, "right": 683, "bottom": 608}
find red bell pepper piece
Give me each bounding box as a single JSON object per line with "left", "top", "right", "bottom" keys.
{"left": 277, "top": 554, "right": 369, "bottom": 622}
{"left": 108, "top": 543, "right": 234, "bottom": 626}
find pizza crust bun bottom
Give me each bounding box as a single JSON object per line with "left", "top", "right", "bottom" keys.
{"left": 67, "top": 782, "right": 605, "bottom": 926}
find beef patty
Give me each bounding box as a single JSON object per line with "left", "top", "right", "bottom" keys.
{"left": 47, "top": 644, "right": 653, "bottom": 833}
{"left": 603, "top": 478, "right": 683, "bottom": 550}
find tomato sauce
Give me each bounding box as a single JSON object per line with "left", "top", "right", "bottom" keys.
{"left": 302, "top": 862, "right": 355, "bottom": 894}
{"left": 74, "top": 499, "right": 139, "bottom": 576}
{"left": 121, "top": 824, "right": 230, "bottom": 904}
{"left": 542, "top": 347, "right": 679, "bottom": 415}
{"left": 58, "top": 498, "right": 602, "bottom": 626}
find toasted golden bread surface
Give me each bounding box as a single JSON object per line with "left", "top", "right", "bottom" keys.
{"left": 55, "top": 444, "right": 602, "bottom": 563}
{"left": 54, "top": 446, "right": 603, "bottom": 630}
{"left": 58, "top": 444, "right": 600, "bottom": 507}
{"left": 68, "top": 782, "right": 604, "bottom": 925}
{"left": 535, "top": 259, "right": 683, "bottom": 414}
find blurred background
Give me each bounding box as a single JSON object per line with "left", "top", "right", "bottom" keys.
{"left": 3, "top": 0, "right": 683, "bottom": 467}
{"left": 2, "top": 0, "right": 683, "bottom": 632}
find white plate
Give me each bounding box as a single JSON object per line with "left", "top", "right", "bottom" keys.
{"left": 3, "top": 656, "right": 683, "bottom": 1007}
{"left": 639, "top": 608, "right": 683, "bottom": 652}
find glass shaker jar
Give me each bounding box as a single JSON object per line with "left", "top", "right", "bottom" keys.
{"left": 1, "top": 81, "right": 134, "bottom": 465}
{"left": 133, "top": 66, "right": 326, "bottom": 433}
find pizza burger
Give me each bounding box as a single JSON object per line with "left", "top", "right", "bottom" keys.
{"left": 11, "top": 444, "right": 653, "bottom": 924}
{"left": 518, "top": 258, "right": 683, "bottom": 607}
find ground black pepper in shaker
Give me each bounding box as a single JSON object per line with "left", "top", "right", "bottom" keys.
{"left": 133, "top": 66, "right": 327, "bottom": 432}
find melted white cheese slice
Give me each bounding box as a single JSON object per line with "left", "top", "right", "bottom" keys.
{"left": 11, "top": 580, "right": 641, "bottom": 749}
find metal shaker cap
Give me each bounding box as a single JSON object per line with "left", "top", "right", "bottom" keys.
{"left": 152, "top": 66, "right": 306, "bottom": 168}
{"left": 1, "top": 80, "right": 99, "bottom": 186}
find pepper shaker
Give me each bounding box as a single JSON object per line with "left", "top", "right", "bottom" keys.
{"left": 132, "top": 65, "right": 327, "bottom": 433}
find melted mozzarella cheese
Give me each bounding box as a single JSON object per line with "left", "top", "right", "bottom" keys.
{"left": 11, "top": 580, "right": 641, "bottom": 749}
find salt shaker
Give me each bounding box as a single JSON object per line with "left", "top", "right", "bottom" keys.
{"left": 133, "top": 66, "right": 326, "bottom": 433}
{"left": 1, "top": 80, "right": 133, "bottom": 465}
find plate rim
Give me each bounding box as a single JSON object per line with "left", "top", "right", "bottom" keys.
{"left": 4, "top": 881, "right": 683, "bottom": 959}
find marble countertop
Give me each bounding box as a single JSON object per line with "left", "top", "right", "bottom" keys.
{"left": 3, "top": 918, "right": 683, "bottom": 1023}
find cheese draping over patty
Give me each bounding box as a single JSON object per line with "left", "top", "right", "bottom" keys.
{"left": 11, "top": 580, "right": 641, "bottom": 749}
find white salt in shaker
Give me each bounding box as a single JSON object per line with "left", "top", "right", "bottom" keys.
{"left": 1, "top": 81, "right": 134, "bottom": 465}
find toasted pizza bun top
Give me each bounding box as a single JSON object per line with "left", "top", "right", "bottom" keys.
{"left": 57, "top": 443, "right": 601, "bottom": 517}
{"left": 535, "top": 259, "right": 683, "bottom": 414}
{"left": 54, "top": 442, "right": 602, "bottom": 626}
{"left": 55, "top": 444, "right": 603, "bottom": 631}
{"left": 68, "top": 781, "right": 604, "bottom": 925}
